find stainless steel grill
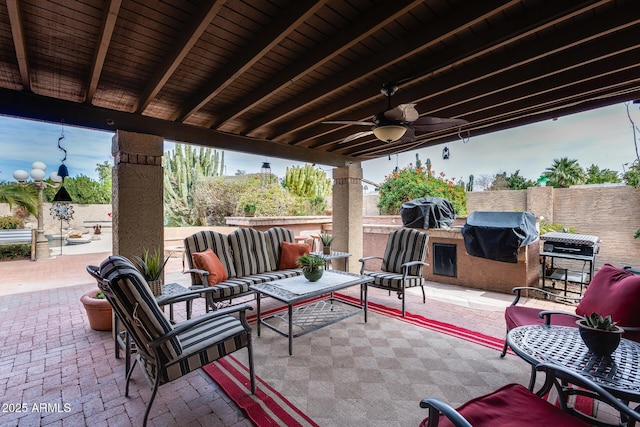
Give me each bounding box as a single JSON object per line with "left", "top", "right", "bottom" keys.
{"left": 541, "top": 232, "right": 600, "bottom": 256}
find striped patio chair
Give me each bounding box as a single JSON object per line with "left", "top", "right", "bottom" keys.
{"left": 86, "top": 256, "right": 255, "bottom": 427}
{"left": 359, "top": 228, "right": 429, "bottom": 316}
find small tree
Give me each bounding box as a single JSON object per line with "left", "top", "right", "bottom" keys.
{"left": 585, "top": 164, "right": 620, "bottom": 184}
{"left": 0, "top": 182, "right": 37, "bottom": 215}
{"left": 544, "top": 157, "right": 585, "bottom": 188}
{"left": 377, "top": 161, "right": 467, "bottom": 215}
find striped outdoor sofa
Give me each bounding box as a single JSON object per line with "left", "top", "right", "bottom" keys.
{"left": 359, "top": 227, "right": 429, "bottom": 317}
{"left": 183, "top": 227, "right": 303, "bottom": 310}
{"left": 86, "top": 256, "right": 255, "bottom": 427}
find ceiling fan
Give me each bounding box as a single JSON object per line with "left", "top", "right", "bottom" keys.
{"left": 324, "top": 84, "right": 468, "bottom": 144}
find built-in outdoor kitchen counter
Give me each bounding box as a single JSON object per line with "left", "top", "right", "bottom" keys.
{"left": 363, "top": 223, "right": 540, "bottom": 294}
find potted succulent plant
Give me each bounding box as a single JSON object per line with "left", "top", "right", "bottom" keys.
{"left": 80, "top": 289, "right": 112, "bottom": 331}
{"left": 133, "top": 248, "right": 170, "bottom": 296}
{"left": 297, "top": 253, "right": 325, "bottom": 282}
{"left": 243, "top": 204, "right": 257, "bottom": 217}
{"left": 576, "top": 312, "right": 624, "bottom": 357}
{"left": 320, "top": 232, "right": 334, "bottom": 255}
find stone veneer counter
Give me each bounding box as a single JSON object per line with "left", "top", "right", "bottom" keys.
{"left": 363, "top": 224, "right": 540, "bottom": 294}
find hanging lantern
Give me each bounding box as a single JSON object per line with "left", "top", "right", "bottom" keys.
{"left": 261, "top": 161, "right": 272, "bottom": 185}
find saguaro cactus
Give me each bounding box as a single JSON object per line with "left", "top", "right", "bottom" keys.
{"left": 466, "top": 174, "right": 474, "bottom": 192}
{"left": 163, "top": 144, "right": 225, "bottom": 225}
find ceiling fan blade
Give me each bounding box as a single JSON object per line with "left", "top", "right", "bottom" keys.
{"left": 323, "top": 120, "right": 375, "bottom": 126}
{"left": 339, "top": 130, "right": 374, "bottom": 144}
{"left": 412, "top": 116, "right": 468, "bottom": 132}
{"left": 383, "top": 104, "right": 419, "bottom": 122}
{"left": 397, "top": 127, "right": 416, "bottom": 143}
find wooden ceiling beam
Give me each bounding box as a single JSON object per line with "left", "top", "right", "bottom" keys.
{"left": 86, "top": 0, "right": 122, "bottom": 104}
{"left": 254, "top": 0, "right": 522, "bottom": 140}
{"left": 263, "top": 0, "right": 607, "bottom": 143}
{"left": 6, "top": 0, "right": 29, "bottom": 91}
{"left": 214, "top": 0, "right": 425, "bottom": 131}
{"left": 174, "top": 0, "right": 328, "bottom": 123}
{"left": 303, "top": 5, "right": 639, "bottom": 149}
{"left": 133, "top": 0, "right": 225, "bottom": 113}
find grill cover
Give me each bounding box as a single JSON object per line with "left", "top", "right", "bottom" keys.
{"left": 400, "top": 197, "right": 456, "bottom": 229}
{"left": 461, "top": 211, "right": 538, "bottom": 263}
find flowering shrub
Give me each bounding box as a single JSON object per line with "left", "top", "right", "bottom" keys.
{"left": 377, "top": 163, "right": 467, "bottom": 215}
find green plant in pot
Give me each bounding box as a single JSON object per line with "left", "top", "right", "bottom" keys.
{"left": 297, "top": 253, "right": 325, "bottom": 282}
{"left": 133, "top": 248, "right": 170, "bottom": 296}
{"left": 244, "top": 204, "right": 257, "bottom": 217}
{"left": 577, "top": 312, "right": 624, "bottom": 357}
{"left": 320, "top": 232, "right": 334, "bottom": 255}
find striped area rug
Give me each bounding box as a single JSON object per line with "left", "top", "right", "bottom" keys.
{"left": 203, "top": 294, "right": 520, "bottom": 426}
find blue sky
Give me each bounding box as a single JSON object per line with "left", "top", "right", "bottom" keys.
{"left": 1, "top": 102, "right": 638, "bottom": 187}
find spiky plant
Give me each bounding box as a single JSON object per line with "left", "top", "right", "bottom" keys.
{"left": 582, "top": 312, "right": 618, "bottom": 331}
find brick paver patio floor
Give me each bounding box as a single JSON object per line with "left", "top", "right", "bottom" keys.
{"left": 0, "top": 251, "right": 574, "bottom": 426}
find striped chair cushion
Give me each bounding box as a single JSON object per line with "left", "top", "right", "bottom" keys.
{"left": 143, "top": 314, "right": 250, "bottom": 384}
{"left": 184, "top": 231, "right": 237, "bottom": 284}
{"left": 381, "top": 228, "right": 428, "bottom": 276}
{"left": 264, "top": 227, "right": 295, "bottom": 270}
{"left": 203, "top": 270, "right": 301, "bottom": 301}
{"left": 99, "top": 255, "right": 181, "bottom": 362}
{"left": 228, "top": 228, "right": 272, "bottom": 276}
{"left": 202, "top": 277, "right": 255, "bottom": 300}
{"left": 365, "top": 271, "right": 423, "bottom": 290}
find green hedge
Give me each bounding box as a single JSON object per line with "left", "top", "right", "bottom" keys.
{"left": 0, "top": 244, "right": 31, "bottom": 260}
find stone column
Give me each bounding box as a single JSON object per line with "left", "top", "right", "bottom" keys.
{"left": 332, "top": 164, "right": 363, "bottom": 273}
{"left": 111, "top": 131, "right": 164, "bottom": 260}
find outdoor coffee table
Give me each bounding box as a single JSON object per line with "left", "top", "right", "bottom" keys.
{"left": 507, "top": 325, "right": 640, "bottom": 406}
{"left": 251, "top": 270, "right": 373, "bottom": 355}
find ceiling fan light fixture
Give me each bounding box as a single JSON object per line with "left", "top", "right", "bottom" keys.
{"left": 372, "top": 125, "right": 406, "bottom": 142}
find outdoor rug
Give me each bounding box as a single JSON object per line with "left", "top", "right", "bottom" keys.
{"left": 203, "top": 294, "right": 535, "bottom": 426}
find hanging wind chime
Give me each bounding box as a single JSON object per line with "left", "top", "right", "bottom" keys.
{"left": 50, "top": 123, "right": 73, "bottom": 255}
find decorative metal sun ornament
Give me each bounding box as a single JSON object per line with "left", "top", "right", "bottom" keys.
{"left": 50, "top": 202, "right": 74, "bottom": 222}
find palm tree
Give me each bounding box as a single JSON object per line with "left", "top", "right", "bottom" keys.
{"left": 544, "top": 157, "right": 585, "bottom": 188}
{"left": 0, "top": 182, "right": 38, "bottom": 216}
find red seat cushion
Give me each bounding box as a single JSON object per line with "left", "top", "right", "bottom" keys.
{"left": 419, "top": 383, "right": 590, "bottom": 427}
{"left": 192, "top": 249, "right": 228, "bottom": 285}
{"left": 505, "top": 305, "right": 578, "bottom": 331}
{"left": 576, "top": 263, "right": 640, "bottom": 342}
{"left": 278, "top": 241, "right": 310, "bottom": 270}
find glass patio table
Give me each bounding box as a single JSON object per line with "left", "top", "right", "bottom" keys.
{"left": 251, "top": 270, "right": 372, "bottom": 356}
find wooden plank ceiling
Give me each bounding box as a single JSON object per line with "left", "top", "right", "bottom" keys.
{"left": 0, "top": 0, "right": 639, "bottom": 167}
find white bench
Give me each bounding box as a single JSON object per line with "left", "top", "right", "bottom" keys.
{"left": 0, "top": 229, "right": 34, "bottom": 260}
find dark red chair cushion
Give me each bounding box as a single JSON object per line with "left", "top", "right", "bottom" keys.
{"left": 505, "top": 305, "right": 577, "bottom": 331}
{"left": 419, "top": 383, "right": 590, "bottom": 427}
{"left": 576, "top": 263, "right": 640, "bottom": 342}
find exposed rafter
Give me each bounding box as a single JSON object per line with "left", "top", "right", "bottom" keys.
{"left": 6, "top": 0, "right": 29, "bottom": 91}
{"left": 86, "top": 0, "right": 122, "bottom": 103}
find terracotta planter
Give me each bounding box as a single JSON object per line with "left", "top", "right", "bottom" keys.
{"left": 81, "top": 289, "right": 113, "bottom": 331}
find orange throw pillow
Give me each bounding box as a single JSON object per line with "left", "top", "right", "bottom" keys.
{"left": 279, "top": 241, "right": 311, "bottom": 270}
{"left": 192, "top": 249, "right": 228, "bottom": 285}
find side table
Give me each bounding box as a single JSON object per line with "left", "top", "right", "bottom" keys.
{"left": 311, "top": 250, "right": 352, "bottom": 271}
